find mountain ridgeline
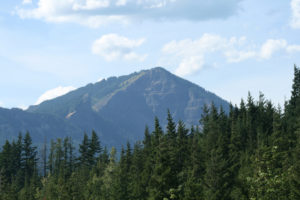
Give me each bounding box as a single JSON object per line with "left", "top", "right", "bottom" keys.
{"left": 0, "top": 67, "right": 229, "bottom": 147}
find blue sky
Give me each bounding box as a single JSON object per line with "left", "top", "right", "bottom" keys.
{"left": 0, "top": 0, "right": 300, "bottom": 109}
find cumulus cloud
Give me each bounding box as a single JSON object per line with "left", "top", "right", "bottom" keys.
{"left": 162, "top": 34, "right": 229, "bottom": 76}
{"left": 73, "top": 0, "right": 110, "bottom": 10}
{"left": 287, "top": 44, "right": 300, "bottom": 53}
{"left": 116, "top": 0, "right": 127, "bottom": 6}
{"left": 15, "top": 0, "right": 242, "bottom": 27}
{"left": 92, "top": 34, "right": 147, "bottom": 61}
{"left": 259, "top": 39, "right": 287, "bottom": 59}
{"left": 258, "top": 39, "right": 300, "bottom": 59}
{"left": 291, "top": 0, "right": 300, "bottom": 28}
{"left": 161, "top": 34, "right": 300, "bottom": 76}
{"left": 175, "top": 56, "right": 205, "bottom": 77}
{"left": 162, "top": 34, "right": 253, "bottom": 76}
{"left": 224, "top": 50, "right": 256, "bottom": 63}
{"left": 22, "top": 0, "right": 32, "bottom": 4}
{"left": 35, "top": 86, "right": 76, "bottom": 105}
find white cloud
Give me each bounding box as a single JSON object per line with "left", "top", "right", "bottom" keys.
{"left": 175, "top": 56, "right": 204, "bottom": 76}
{"left": 258, "top": 39, "right": 300, "bottom": 59}
{"left": 22, "top": 0, "right": 32, "bottom": 4}
{"left": 35, "top": 86, "right": 76, "bottom": 105}
{"left": 16, "top": 0, "right": 124, "bottom": 28}
{"left": 73, "top": 0, "right": 110, "bottom": 11}
{"left": 224, "top": 50, "right": 256, "bottom": 63}
{"left": 161, "top": 34, "right": 300, "bottom": 76}
{"left": 161, "top": 34, "right": 250, "bottom": 76}
{"left": 116, "top": 0, "right": 127, "bottom": 6}
{"left": 259, "top": 39, "right": 287, "bottom": 59}
{"left": 291, "top": 0, "right": 300, "bottom": 29}
{"left": 92, "top": 34, "right": 147, "bottom": 61}
{"left": 0, "top": 101, "right": 3, "bottom": 107}
{"left": 15, "top": 0, "right": 242, "bottom": 27}
{"left": 286, "top": 44, "right": 300, "bottom": 53}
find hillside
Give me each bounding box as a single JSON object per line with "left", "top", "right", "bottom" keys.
{"left": 0, "top": 67, "right": 229, "bottom": 147}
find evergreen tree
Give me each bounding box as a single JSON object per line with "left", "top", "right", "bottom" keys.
{"left": 54, "top": 138, "right": 63, "bottom": 175}
{"left": 248, "top": 145, "right": 288, "bottom": 200}
{"left": 48, "top": 139, "right": 55, "bottom": 175}
{"left": 22, "top": 132, "right": 38, "bottom": 183}
{"left": 290, "top": 118, "right": 300, "bottom": 199}
{"left": 141, "top": 126, "right": 152, "bottom": 199}
{"left": 152, "top": 117, "right": 164, "bottom": 147}
{"left": 101, "top": 147, "right": 118, "bottom": 200}
{"left": 78, "top": 133, "right": 90, "bottom": 167}
{"left": 130, "top": 142, "right": 146, "bottom": 200}
{"left": 0, "top": 141, "right": 13, "bottom": 185}
{"left": 89, "top": 130, "right": 102, "bottom": 166}
{"left": 41, "top": 138, "right": 47, "bottom": 177}
{"left": 166, "top": 109, "right": 177, "bottom": 140}
{"left": 100, "top": 146, "right": 109, "bottom": 165}
{"left": 183, "top": 132, "right": 203, "bottom": 200}
{"left": 148, "top": 117, "right": 171, "bottom": 200}
{"left": 285, "top": 65, "right": 300, "bottom": 149}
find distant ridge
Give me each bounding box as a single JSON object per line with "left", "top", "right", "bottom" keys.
{"left": 0, "top": 67, "right": 229, "bottom": 147}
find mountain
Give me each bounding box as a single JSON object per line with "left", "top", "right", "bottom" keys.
{"left": 0, "top": 107, "right": 82, "bottom": 145}
{"left": 0, "top": 67, "right": 229, "bottom": 147}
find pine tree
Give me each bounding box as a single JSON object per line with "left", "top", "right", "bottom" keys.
{"left": 89, "top": 130, "right": 102, "bottom": 166}
{"left": 166, "top": 109, "right": 177, "bottom": 140}
{"left": 48, "top": 139, "right": 55, "bottom": 175}
{"left": 152, "top": 117, "right": 163, "bottom": 147}
{"left": 130, "top": 142, "right": 146, "bottom": 200}
{"left": 177, "top": 120, "right": 189, "bottom": 173}
{"left": 22, "top": 132, "right": 38, "bottom": 183}
{"left": 289, "top": 65, "right": 300, "bottom": 111}
{"left": 148, "top": 117, "right": 171, "bottom": 200}
{"left": 166, "top": 112, "right": 180, "bottom": 192}
{"left": 78, "top": 133, "right": 90, "bottom": 167}
{"left": 63, "top": 137, "right": 70, "bottom": 177}
{"left": 54, "top": 138, "right": 63, "bottom": 175}
{"left": 101, "top": 147, "right": 118, "bottom": 200}
{"left": 248, "top": 145, "right": 288, "bottom": 200}
{"left": 41, "top": 138, "right": 47, "bottom": 177}
{"left": 290, "top": 118, "right": 300, "bottom": 199}
{"left": 202, "top": 105, "right": 232, "bottom": 200}
{"left": 100, "top": 146, "right": 109, "bottom": 165}
{"left": 246, "top": 93, "right": 258, "bottom": 152}
{"left": 183, "top": 132, "right": 203, "bottom": 200}
{"left": 116, "top": 145, "right": 131, "bottom": 200}
{"left": 13, "top": 133, "right": 23, "bottom": 174}
{"left": 141, "top": 126, "right": 152, "bottom": 199}
{"left": 285, "top": 65, "right": 300, "bottom": 149}
{"left": 67, "top": 137, "right": 75, "bottom": 173}
{"left": 0, "top": 141, "right": 13, "bottom": 185}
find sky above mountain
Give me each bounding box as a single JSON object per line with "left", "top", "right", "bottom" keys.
{"left": 0, "top": 0, "right": 300, "bottom": 109}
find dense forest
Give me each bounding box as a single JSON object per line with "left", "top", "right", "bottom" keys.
{"left": 1, "top": 66, "right": 300, "bottom": 200}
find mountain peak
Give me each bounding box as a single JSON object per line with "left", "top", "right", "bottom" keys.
{"left": 148, "top": 66, "right": 168, "bottom": 72}
{"left": 9, "top": 67, "right": 229, "bottom": 147}
{"left": 142, "top": 66, "right": 172, "bottom": 76}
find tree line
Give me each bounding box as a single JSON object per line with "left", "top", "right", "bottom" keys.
{"left": 1, "top": 65, "right": 300, "bottom": 200}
